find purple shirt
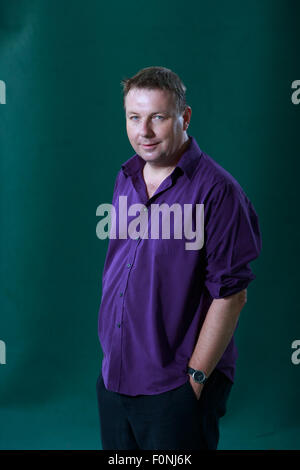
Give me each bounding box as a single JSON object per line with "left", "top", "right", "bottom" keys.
{"left": 97, "top": 136, "right": 262, "bottom": 395}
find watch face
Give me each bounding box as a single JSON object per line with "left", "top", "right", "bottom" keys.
{"left": 194, "top": 371, "right": 205, "bottom": 383}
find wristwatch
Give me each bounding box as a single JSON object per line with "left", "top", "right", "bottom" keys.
{"left": 187, "top": 367, "right": 208, "bottom": 384}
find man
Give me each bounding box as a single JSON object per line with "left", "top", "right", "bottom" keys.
{"left": 96, "top": 66, "right": 262, "bottom": 450}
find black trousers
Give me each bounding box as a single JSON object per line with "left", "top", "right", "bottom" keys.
{"left": 96, "top": 368, "right": 232, "bottom": 450}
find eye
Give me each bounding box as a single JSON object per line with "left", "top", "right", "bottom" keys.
{"left": 129, "top": 116, "right": 139, "bottom": 121}
{"left": 153, "top": 115, "right": 164, "bottom": 120}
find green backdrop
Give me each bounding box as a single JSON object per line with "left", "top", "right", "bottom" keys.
{"left": 0, "top": 0, "right": 299, "bottom": 450}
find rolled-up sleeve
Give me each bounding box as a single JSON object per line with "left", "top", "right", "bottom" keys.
{"left": 204, "top": 180, "right": 262, "bottom": 299}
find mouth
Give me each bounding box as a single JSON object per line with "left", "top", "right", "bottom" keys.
{"left": 141, "top": 142, "right": 159, "bottom": 149}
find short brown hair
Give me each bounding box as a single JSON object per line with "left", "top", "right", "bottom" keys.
{"left": 121, "top": 66, "right": 187, "bottom": 114}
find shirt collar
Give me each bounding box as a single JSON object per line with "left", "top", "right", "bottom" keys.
{"left": 121, "top": 135, "right": 202, "bottom": 180}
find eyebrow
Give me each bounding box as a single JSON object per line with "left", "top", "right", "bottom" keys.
{"left": 126, "top": 111, "right": 169, "bottom": 116}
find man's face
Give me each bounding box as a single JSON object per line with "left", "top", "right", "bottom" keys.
{"left": 125, "top": 87, "right": 190, "bottom": 165}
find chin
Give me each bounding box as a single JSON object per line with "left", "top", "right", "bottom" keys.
{"left": 141, "top": 153, "right": 161, "bottom": 162}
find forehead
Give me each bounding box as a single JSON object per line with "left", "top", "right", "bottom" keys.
{"left": 125, "top": 87, "right": 176, "bottom": 113}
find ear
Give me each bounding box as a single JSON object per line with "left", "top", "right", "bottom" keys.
{"left": 182, "top": 106, "right": 192, "bottom": 131}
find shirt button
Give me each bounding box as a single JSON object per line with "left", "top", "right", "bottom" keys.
{"left": 135, "top": 236, "right": 140, "bottom": 241}
{"left": 117, "top": 323, "right": 121, "bottom": 328}
{"left": 127, "top": 263, "right": 131, "bottom": 268}
{"left": 120, "top": 292, "right": 123, "bottom": 297}
{"left": 143, "top": 207, "right": 148, "bottom": 212}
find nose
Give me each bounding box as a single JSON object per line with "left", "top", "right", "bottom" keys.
{"left": 140, "top": 118, "right": 155, "bottom": 138}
